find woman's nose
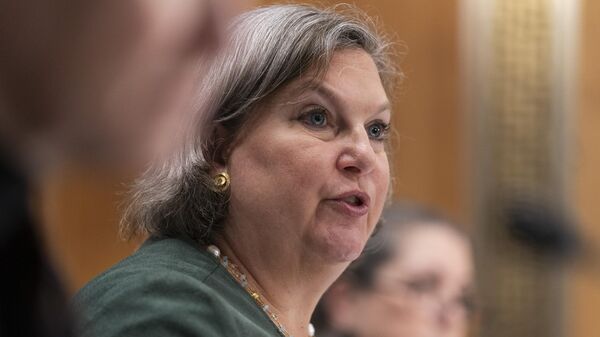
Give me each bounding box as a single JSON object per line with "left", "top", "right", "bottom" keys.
{"left": 336, "top": 127, "right": 377, "bottom": 177}
{"left": 434, "top": 299, "right": 466, "bottom": 337}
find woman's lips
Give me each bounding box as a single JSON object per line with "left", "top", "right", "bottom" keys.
{"left": 325, "top": 190, "right": 370, "bottom": 217}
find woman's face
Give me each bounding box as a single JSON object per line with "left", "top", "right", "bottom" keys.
{"left": 225, "top": 49, "right": 391, "bottom": 263}
{"left": 1, "top": 0, "right": 242, "bottom": 168}
{"left": 347, "top": 225, "right": 474, "bottom": 337}
{"left": 58, "top": 0, "right": 239, "bottom": 167}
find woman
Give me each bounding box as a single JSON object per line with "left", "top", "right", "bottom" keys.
{"left": 74, "top": 4, "right": 399, "bottom": 337}
{"left": 313, "top": 204, "right": 476, "bottom": 337}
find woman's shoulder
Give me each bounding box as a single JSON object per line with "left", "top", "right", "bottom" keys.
{"left": 73, "top": 237, "right": 277, "bottom": 337}
{"left": 90, "top": 237, "right": 217, "bottom": 278}
{"left": 74, "top": 237, "right": 219, "bottom": 304}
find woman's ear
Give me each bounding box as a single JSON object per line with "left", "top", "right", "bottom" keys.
{"left": 209, "top": 124, "right": 230, "bottom": 170}
{"left": 323, "top": 282, "right": 361, "bottom": 333}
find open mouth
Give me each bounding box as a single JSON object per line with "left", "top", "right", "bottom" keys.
{"left": 327, "top": 191, "right": 370, "bottom": 217}
{"left": 341, "top": 195, "right": 366, "bottom": 207}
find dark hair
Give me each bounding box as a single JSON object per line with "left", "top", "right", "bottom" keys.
{"left": 312, "top": 202, "right": 467, "bottom": 336}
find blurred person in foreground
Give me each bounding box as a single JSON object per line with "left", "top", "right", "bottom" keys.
{"left": 313, "top": 204, "right": 476, "bottom": 337}
{"left": 0, "top": 1, "right": 235, "bottom": 336}
{"left": 74, "top": 4, "right": 400, "bottom": 337}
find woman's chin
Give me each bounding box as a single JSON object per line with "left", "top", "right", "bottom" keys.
{"left": 310, "top": 226, "right": 370, "bottom": 263}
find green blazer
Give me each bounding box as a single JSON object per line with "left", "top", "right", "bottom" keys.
{"left": 73, "top": 237, "right": 280, "bottom": 337}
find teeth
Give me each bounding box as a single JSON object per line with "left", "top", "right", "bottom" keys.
{"left": 343, "top": 196, "right": 360, "bottom": 205}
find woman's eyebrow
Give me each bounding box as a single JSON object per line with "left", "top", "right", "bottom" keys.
{"left": 375, "top": 102, "right": 392, "bottom": 116}
{"left": 313, "top": 83, "right": 343, "bottom": 111}
{"left": 313, "top": 83, "right": 391, "bottom": 117}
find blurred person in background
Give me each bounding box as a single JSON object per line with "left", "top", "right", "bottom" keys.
{"left": 0, "top": 1, "right": 235, "bottom": 336}
{"left": 74, "top": 4, "right": 399, "bottom": 337}
{"left": 313, "top": 204, "right": 476, "bottom": 337}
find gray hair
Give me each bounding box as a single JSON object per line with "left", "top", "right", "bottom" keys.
{"left": 121, "top": 4, "right": 402, "bottom": 244}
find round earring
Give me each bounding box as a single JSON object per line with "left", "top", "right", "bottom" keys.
{"left": 213, "top": 172, "right": 230, "bottom": 192}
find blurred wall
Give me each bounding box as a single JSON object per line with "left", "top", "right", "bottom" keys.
{"left": 39, "top": 169, "right": 138, "bottom": 294}
{"left": 570, "top": 0, "right": 600, "bottom": 336}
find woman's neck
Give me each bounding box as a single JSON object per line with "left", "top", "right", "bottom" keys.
{"left": 213, "top": 225, "right": 348, "bottom": 337}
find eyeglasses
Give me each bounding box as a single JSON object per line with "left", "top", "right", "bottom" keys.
{"left": 372, "top": 277, "right": 477, "bottom": 318}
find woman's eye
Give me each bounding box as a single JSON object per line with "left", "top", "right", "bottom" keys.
{"left": 367, "top": 122, "right": 390, "bottom": 140}
{"left": 404, "top": 277, "right": 437, "bottom": 295}
{"left": 300, "top": 108, "right": 328, "bottom": 128}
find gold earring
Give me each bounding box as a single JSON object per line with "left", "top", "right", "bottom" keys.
{"left": 213, "top": 172, "right": 230, "bottom": 192}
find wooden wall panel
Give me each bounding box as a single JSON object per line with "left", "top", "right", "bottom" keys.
{"left": 39, "top": 169, "right": 138, "bottom": 294}
{"left": 570, "top": 0, "right": 600, "bottom": 336}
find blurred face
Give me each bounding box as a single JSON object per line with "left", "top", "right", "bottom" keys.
{"left": 57, "top": 0, "right": 225, "bottom": 167}
{"left": 224, "top": 49, "right": 391, "bottom": 263}
{"left": 337, "top": 225, "right": 474, "bottom": 337}
{"left": 0, "top": 0, "right": 243, "bottom": 168}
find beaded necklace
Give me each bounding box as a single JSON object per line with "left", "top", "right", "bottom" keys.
{"left": 206, "top": 245, "right": 315, "bottom": 337}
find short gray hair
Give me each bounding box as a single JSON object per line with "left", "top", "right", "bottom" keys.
{"left": 121, "top": 4, "right": 402, "bottom": 244}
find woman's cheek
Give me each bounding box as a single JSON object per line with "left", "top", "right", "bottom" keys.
{"left": 380, "top": 153, "right": 391, "bottom": 188}
{"left": 374, "top": 157, "right": 391, "bottom": 209}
